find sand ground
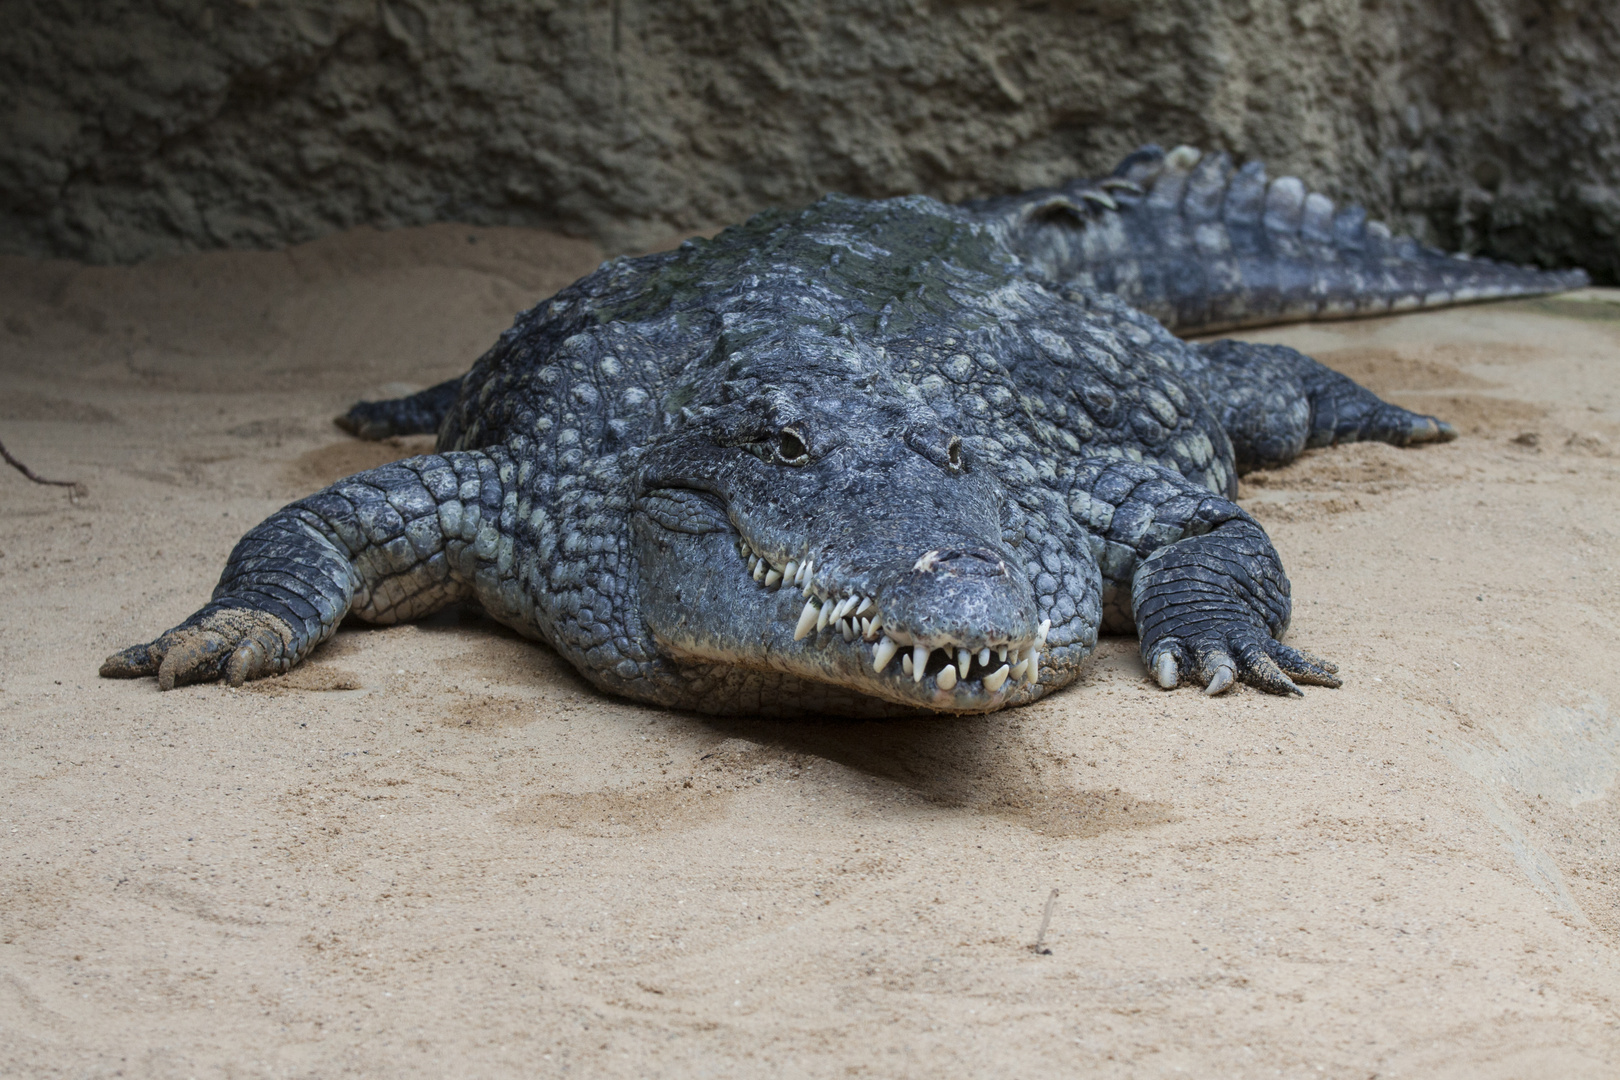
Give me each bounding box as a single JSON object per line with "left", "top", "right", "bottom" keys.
{"left": 3, "top": 226, "right": 1620, "bottom": 1078}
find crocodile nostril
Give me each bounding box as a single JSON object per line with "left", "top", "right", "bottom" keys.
{"left": 913, "top": 547, "right": 1006, "bottom": 577}
{"left": 905, "top": 426, "right": 964, "bottom": 472}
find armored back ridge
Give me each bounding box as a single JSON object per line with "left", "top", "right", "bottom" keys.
{"left": 973, "top": 145, "right": 1586, "bottom": 333}
{"left": 105, "top": 147, "right": 1583, "bottom": 715}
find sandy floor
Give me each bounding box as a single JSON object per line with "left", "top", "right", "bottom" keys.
{"left": 3, "top": 225, "right": 1620, "bottom": 1078}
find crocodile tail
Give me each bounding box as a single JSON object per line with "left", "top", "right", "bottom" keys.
{"left": 334, "top": 376, "right": 463, "bottom": 441}
{"left": 992, "top": 144, "right": 1589, "bottom": 335}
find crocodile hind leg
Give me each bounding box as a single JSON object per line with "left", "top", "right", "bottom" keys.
{"left": 334, "top": 376, "right": 463, "bottom": 440}
{"left": 100, "top": 449, "right": 511, "bottom": 689}
{"left": 1190, "top": 338, "right": 1455, "bottom": 474}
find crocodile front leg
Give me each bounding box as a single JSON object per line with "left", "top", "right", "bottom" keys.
{"left": 1071, "top": 457, "right": 1340, "bottom": 696}
{"left": 100, "top": 450, "right": 511, "bottom": 689}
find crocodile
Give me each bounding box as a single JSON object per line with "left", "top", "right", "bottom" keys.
{"left": 101, "top": 145, "right": 1587, "bottom": 717}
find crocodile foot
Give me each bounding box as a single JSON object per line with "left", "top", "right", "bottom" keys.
{"left": 1145, "top": 631, "right": 1341, "bottom": 697}
{"left": 100, "top": 607, "right": 297, "bottom": 690}
{"left": 1377, "top": 404, "right": 1457, "bottom": 446}
{"left": 1130, "top": 519, "right": 1343, "bottom": 697}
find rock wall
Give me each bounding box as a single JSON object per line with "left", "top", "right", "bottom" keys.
{"left": 4, "top": 0, "right": 1616, "bottom": 279}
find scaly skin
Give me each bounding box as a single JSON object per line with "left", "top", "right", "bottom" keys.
{"left": 103, "top": 147, "right": 1583, "bottom": 716}
{"left": 975, "top": 144, "right": 1589, "bottom": 333}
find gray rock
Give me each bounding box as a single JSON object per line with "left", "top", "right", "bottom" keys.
{"left": 3, "top": 1, "right": 1615, "bottom": 281}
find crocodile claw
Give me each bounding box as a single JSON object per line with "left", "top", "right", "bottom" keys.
{"left": 1407, "top": 414, "right": 1457, "bottom": 444}
{"left": 1203, "top": 661, "right": 1235, "bottom": 696}
{"left": 1154, "top": 651, "right": 1179, "bottom": 689}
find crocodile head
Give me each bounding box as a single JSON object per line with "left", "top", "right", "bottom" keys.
{"left": 632, "top": 328, "right": 1048, "bottom": 714}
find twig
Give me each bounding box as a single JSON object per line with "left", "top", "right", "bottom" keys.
{"left": 1032, "top": 887, "right": 1058, "bottom": 954}
{"left": 0, "top": 436, "right": 85, "bottom": 498}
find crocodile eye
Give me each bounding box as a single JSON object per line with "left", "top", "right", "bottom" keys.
{"left": 775, "top": 428, "right": 809, "bottom": 464}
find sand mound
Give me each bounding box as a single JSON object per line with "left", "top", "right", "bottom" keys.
{"left": 3, "top": 232, "right": 1619, "bottom": 1076}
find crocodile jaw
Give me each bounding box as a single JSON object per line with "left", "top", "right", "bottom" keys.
{"left": 634, "top": 513, "right": 1046, "bottom": 714}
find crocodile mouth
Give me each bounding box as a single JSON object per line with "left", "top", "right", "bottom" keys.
{"left": 731, "top": 534, "right": 1049, "bottom": 707}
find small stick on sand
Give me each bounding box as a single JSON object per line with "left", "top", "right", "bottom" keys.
{"left": 1032, "top": 887, "right": 1058, "bottom": 954}
{"left": 1, "top": 436, "right": 85, "bottom": 498}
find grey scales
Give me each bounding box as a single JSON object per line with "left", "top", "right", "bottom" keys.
{"left": 102, "top": 145, "right": 1587, "bottom": 717}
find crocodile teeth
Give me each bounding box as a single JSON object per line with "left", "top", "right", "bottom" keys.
{"left": 767, "top": 549, "right": 1045, "bottom": 697}
{"left": 794, "top": 599, "right": 819, "bottom": 641}
{"left": 753, "top": 561, "right": 766, "bottom": 583}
